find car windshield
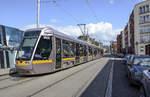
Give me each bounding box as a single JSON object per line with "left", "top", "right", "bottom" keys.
{"left": 133, "top": 57, "right": 150, "bottom": 66}
{"left": 16, "top": 31, "right": 41, "bottom": 61}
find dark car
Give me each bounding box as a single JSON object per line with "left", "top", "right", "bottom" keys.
{"left": 140, "top": 70, "right": 150, "bottom": 97}
{"left": 127, "top": 55, "right": 150, "bottom": 86}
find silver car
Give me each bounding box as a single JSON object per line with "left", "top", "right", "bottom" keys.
{"left": 140, "top": 70, "right": 150, "bottom": 97}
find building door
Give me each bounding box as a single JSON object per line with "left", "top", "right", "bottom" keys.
{"left": 55, "top": 38, "right": 61, "bottom": 69}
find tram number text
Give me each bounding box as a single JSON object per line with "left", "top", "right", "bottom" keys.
{"left": 43, "top": 36, "right": 50, "bottom": 40}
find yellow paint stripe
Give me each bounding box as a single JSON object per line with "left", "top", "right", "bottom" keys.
{"left": 16, "top": 61, "right": 30, "bottom": 66}
{"left": 16, "top": 60, "right": 53, "bottom": 66}
{"left": 32, "top": 60, "right": 53, "bottom": 64}
{"left": 88, "top": 56, "right": 93, "bottom": 58}
{"left": 80, "top": 56, "right": 84, "bottom": 59}
{"left": 63, "top": 57, "right": 75, "bottom": 61}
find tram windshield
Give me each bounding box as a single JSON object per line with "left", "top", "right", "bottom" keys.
{"left": 16, "top": 31, "right": 41, "bottom": 61}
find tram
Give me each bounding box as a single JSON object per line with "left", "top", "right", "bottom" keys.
{"left": 15, "top": 27, "right": 103, "bottom": 75}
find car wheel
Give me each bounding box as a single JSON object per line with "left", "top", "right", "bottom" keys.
{"left": 139, "top": 86, "right": 146, "bottom": 97}
{"left": 128, "top": 74, "right": 135, "bottom": 86}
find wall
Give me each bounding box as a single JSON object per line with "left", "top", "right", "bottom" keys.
{"left": 0, "top": 25, "right": 23, "bottom": 68}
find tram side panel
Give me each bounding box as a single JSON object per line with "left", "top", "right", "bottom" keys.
{"left": 88, "top": 46, "right": 93, "bottom": 61}
{"left": 32, "top": 36, "right": 55, "bottom": 74}
{"left": 62, "top": 39, "right": 75, "bottom": 68}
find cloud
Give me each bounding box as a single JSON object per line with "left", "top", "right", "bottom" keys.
{"left": 21, "top": 22, "right": 122, "bottom": 45}
{"left": 50, "top": 19, "right": 57, "bottom": 23}
{"left": 109, "top": 0, "right": 114, "bottom": 4}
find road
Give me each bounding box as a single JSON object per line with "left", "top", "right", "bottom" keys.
{"left": 0, "top": 55, "right": 140, "bottom": 97}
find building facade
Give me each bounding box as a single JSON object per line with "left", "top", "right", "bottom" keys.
{"left": 146, "top": 44, "right": 150, "bottom": 55}
{"left": 134, "top": 0, "right": 150, "bottom": 55}
{"left": 110, "top": 41, "right": 117, "bottom": 54}
{"left": 117, "top": 34, "right": 121, "bottom": 53}
{"left": 0, "top": 25, "right": 23, "bottom": 68}
{"left": 118, "top": 0, "right": 150, "bottom": 55}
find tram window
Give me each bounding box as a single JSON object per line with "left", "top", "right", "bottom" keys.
{"left": 76, "top": 43, "right": 80, "bottom": 56}
{"left": 63, "top": 40, "right": 75, "bottom": 58}
{"left": 79, "top": 44, "right": 84, "bottom": 56}
{"left": 16, "top": 33, "right": 40, "bottom": 61}
{"left": 88, "top": 47, "right": 92, "bottom": 56}
{"left": 24, "top": 31, "right": 40, "bottom": 37}
{"left": 33, "top": 36, "right": 52, "bottom": 60}
{"left": 94, "top": 49, "right": 97, "bottom": 56}
{"left": 84, "top": 45, "right": 87, "bottom": 56}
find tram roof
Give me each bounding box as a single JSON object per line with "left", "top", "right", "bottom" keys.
{"left": 25, "top": 27, "right": 99, "bottom": 48}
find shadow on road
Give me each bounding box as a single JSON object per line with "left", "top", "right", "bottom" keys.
{"left": 81, "top": 58, "right": 140, "bottom": 97}
{"left": 81, "top": 60, "right": 113, "bottom": 97}
{"left": 112, "top": 59, "right": 140, "bottom": 97}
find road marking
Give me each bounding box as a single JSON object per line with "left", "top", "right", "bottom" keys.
{"left": 73, "top": 61, "right": 103, "bottom": 97}
{"left": 105, "top": 57, "right": 114, "bottom": 97}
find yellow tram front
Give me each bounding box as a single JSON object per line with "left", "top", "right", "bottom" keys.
{"left": 16, "top": 29, "right": 53, "bottom": 75}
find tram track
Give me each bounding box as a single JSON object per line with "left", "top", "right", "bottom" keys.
{"left": 0, "top": 73, "right": 21, "bottom": 82}
{"left": 27, "top": 59, "right": 103, "bottom": 97}
{"left": 0, "top": 74, "right": 42, "bottom": 90}
{"left": 0, "top": 75, "right": 10, "bottom": 81}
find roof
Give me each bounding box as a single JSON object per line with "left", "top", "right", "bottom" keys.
{"left": 25, "top": 27, "right": 99, "bottom": 48}
{"left": 133, "top": 55, "right": 150, "bottom": 58}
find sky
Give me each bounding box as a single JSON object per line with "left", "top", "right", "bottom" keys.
{"left": 0, "top": 0, "right": 146, "bottom": 45}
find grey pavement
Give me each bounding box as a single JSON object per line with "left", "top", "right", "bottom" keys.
{"left": 0, "top": 68, "right": 10, "bottom": 76}
{"left": 0, "top": 57, "right": 109, "bottom": 97}
{"left": 80, "top": 59, "right": 113, "bottom": 97}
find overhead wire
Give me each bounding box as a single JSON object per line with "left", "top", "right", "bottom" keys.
{"left": 51, "top": 0, "right": 81, "bottom": 24}
{"left": 51, "top": 0, "right": 83, "bottom": 35}
{"left": 85, "top": 0, "right": 100, "bottom": 22}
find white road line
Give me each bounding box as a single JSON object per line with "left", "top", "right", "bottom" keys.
{"left": 105, "top": 57, "right": 114, "bottom": 97}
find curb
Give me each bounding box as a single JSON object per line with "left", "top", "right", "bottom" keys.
{"left": 0, "top": 68, "right": 15, "bottom": 76}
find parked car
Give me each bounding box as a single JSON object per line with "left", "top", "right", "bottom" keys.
{"left": 127, "top": 55, "right": 150, "bottom": 86}
{"left": 124, "top": 54, "right": 133, "bottom": 65}
{"left": 140, "top": 70, "right": 150, "bottom": 97}
{"left": 119, "top": 53, "right": 124, "bottom": 58}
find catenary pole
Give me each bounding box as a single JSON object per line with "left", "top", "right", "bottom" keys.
{"left": 37, "top": 0, "right": 40, "bottom": 28}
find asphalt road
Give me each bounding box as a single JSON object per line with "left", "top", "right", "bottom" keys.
{"left": 80, "top": 59, "right": 112, "bottom": 97}
{"left": 112, "top": 58, "right": 140, "bottom": 97}
{"left": 81, "top": 56, "right": 140, "bottom": 97}
{"left": 0, "top": 55, "right": 141, "bottom": 97}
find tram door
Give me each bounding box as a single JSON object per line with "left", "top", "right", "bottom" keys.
{"left": 55, "top": 38, "right": 61, "bottom": 69}
{"left": 76, "top": 43, "right": 80, "bottom": 63}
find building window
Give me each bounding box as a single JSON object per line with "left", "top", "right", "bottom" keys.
{"left": 139, "top": 15, "right": 150, "bottom": 24}
{"left": 140, "top": 35, "right": 150, "bottom": 43}
{"left": 139, "top": 5, "right": 149, "bottom": 14}
{"left": 146, "top": 5, "right": 149, "bottom": 12}
{"left": 141, "top": 46, "right": 144, "bottom": 48}
{"left": 140, "top": 25, "right": 150, "bottom": 33}
{"left": 140, "top": 7, "right": 142, "bottom": 13}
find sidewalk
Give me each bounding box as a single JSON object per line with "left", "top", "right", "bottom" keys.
{"left": 0, "top": 68, "right": 10, "bottom": 76}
